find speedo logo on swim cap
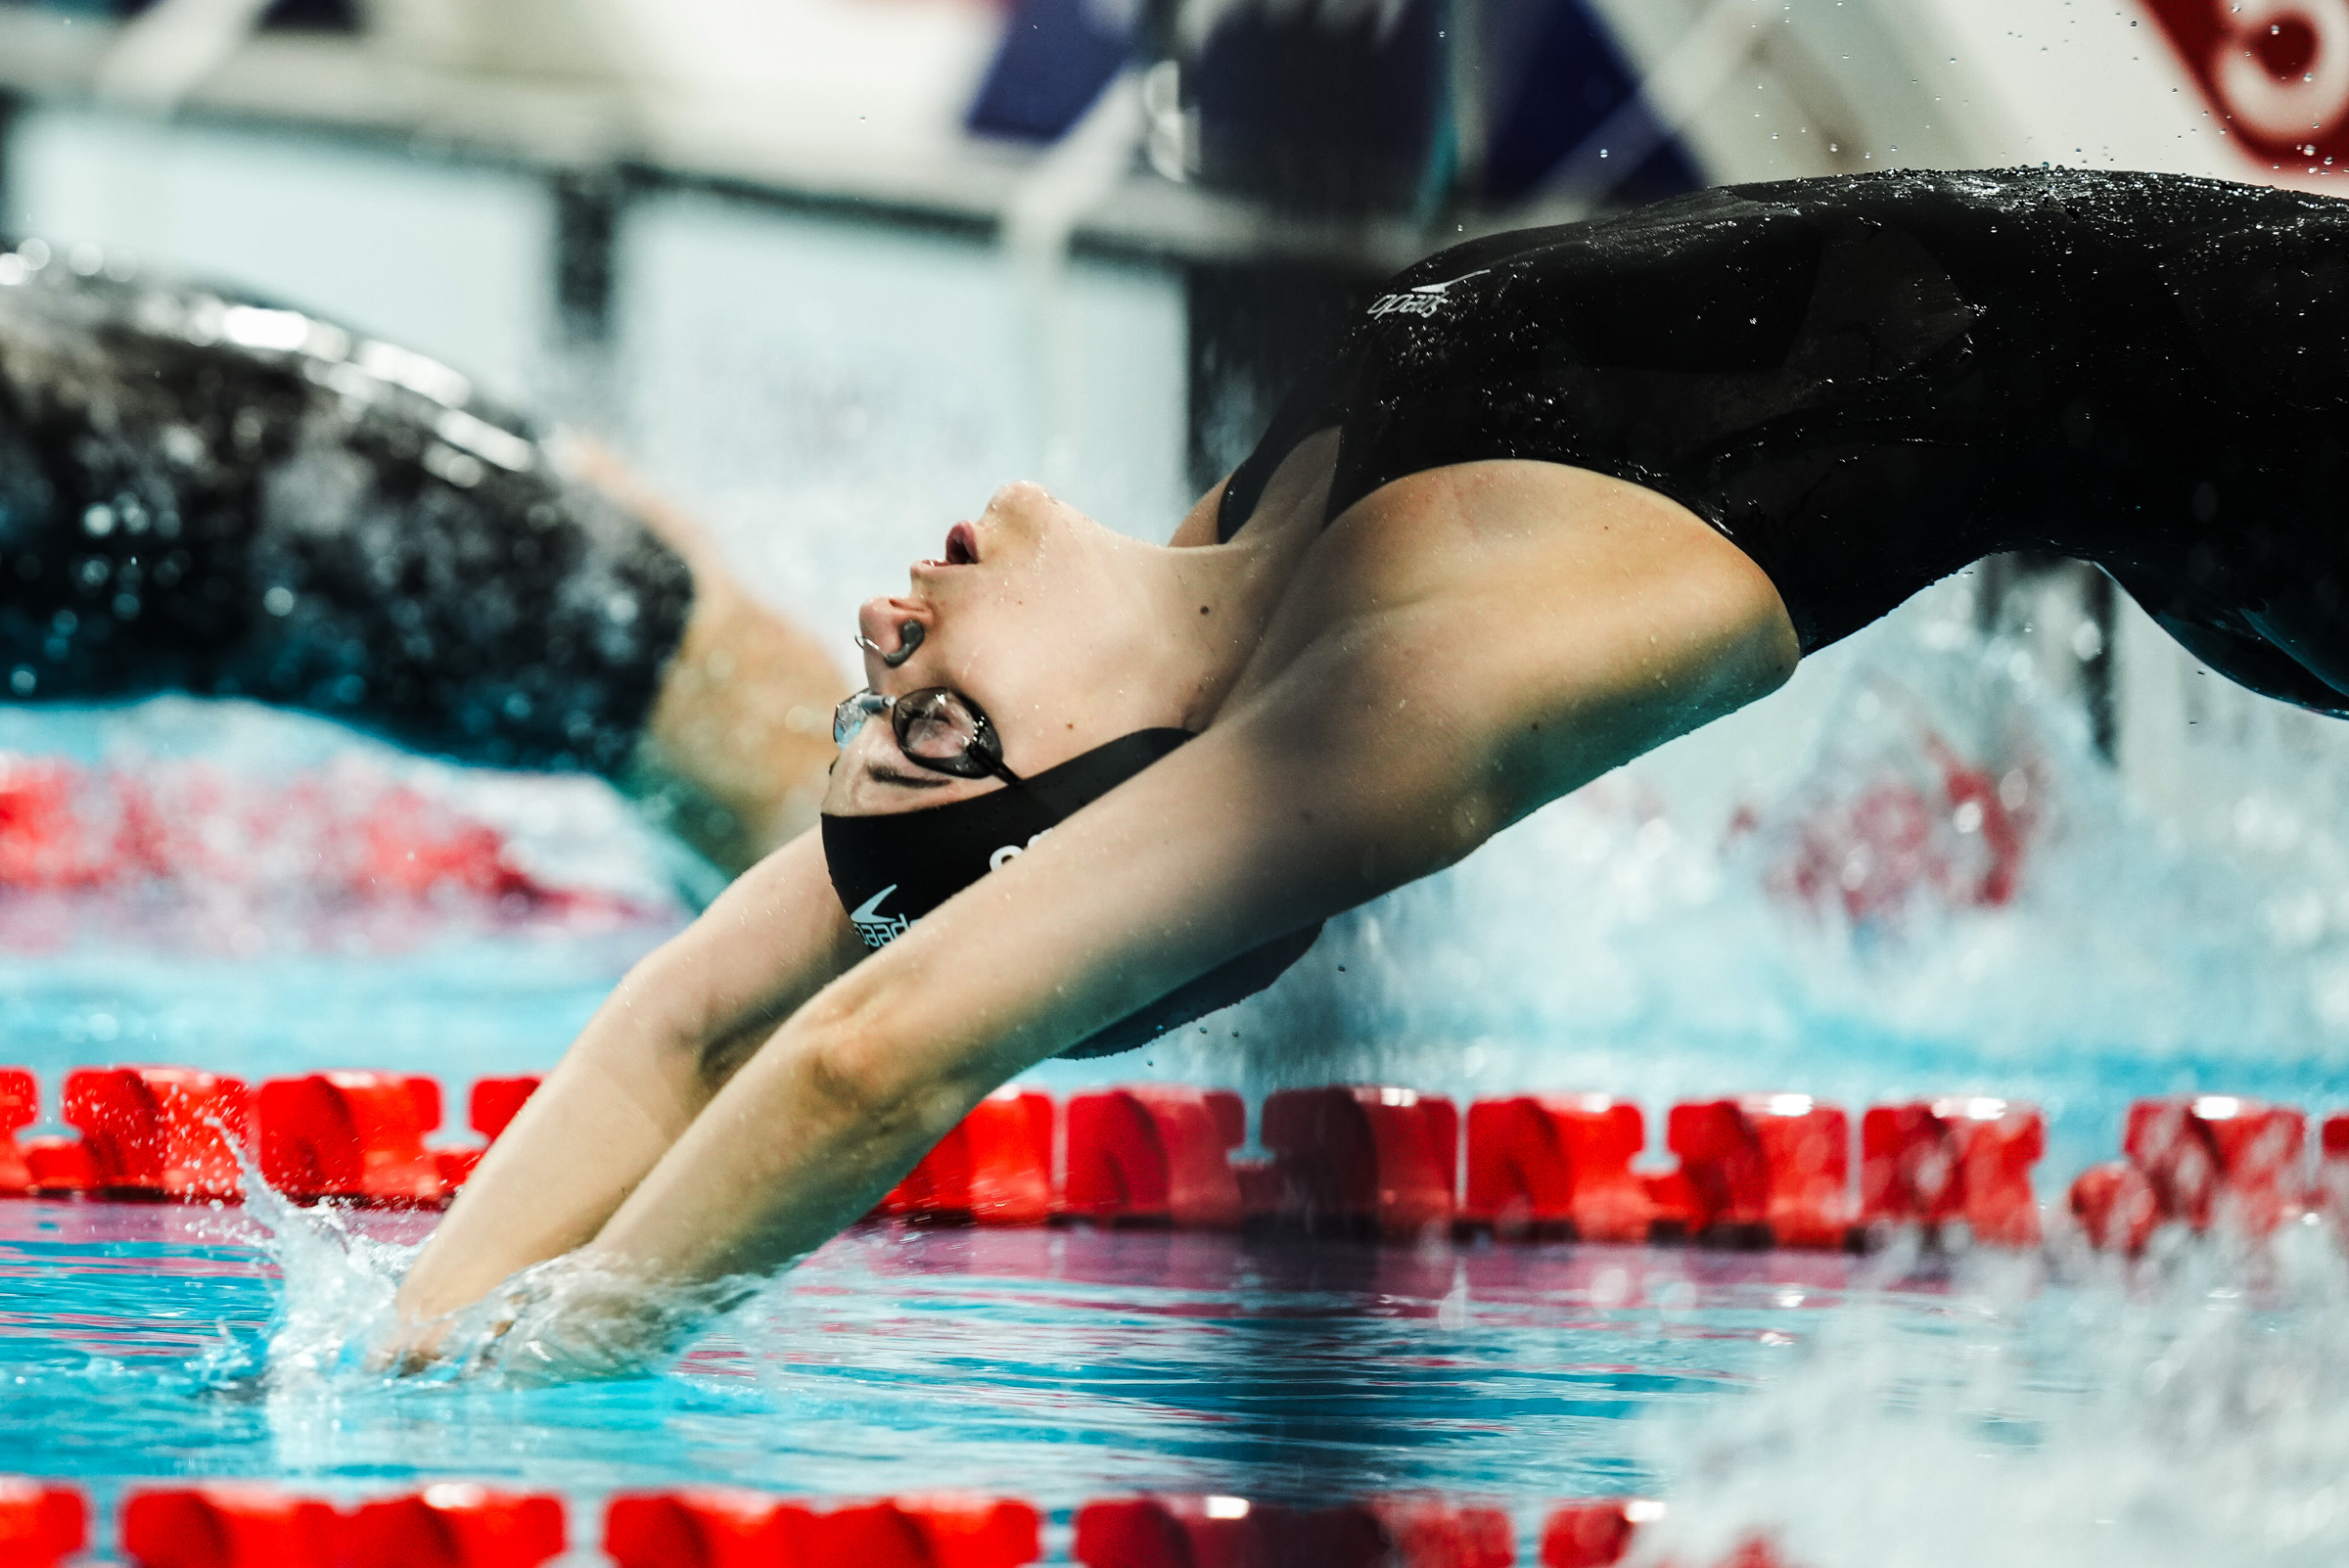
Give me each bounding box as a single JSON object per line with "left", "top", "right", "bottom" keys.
{"left": 849, "top": 832, "right": 1053, "bottom": 948}
{"left": 989, "top": 829, "right": 1051, "bottom": 871}
{"left": 1367, "top": 269, "right": 1488, "bottom": 320}
{"left": 850, "top": 885, "right": 911, "bottom": 948}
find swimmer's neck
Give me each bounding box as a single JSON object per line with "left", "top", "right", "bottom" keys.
{"left": 1153, "top": 430, "right": 1341, "bottom": 729}
{"left": 1141, "top": 533, "right": 1289, "bottom": 730}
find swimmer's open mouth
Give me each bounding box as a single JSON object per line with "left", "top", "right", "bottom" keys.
{"left": 926, "top": 524, "right": 979, "bottom": 568}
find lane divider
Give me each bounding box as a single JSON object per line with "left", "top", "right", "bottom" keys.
{"left": 2, "top": 1065, "right": 2335, "bottom": 1253}
{"left": 0, "top": 1481, "right": 1783, "bottom": 1567}
{"left": 0, "top": 1478, "right": 85, "bottom": 1568}
{"left": 882, "top": 1084, "right": 2050, "bottom": 1250}
{"left": 1072, "top": 1494, "right": 1512, "bottom": 1566}
{"left": 0, "top": 1069, "right": 543, "bottom": 1206}
{"left": 607, "top": 1492, "right": 1040, "bottom": 1568}
{"left": 120, "top": 1485, "right": 563, "bottom": 1568}
{"left": 1062, "top": 1085, "right": 1252, "bottom": 1229}
{"left": 2068, "top": 1094, "right": 2330, "bottom": 1252}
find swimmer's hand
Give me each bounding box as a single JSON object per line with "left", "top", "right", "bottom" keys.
{"left": 374, "top": 1253, "right": 747, "bottom": 1386}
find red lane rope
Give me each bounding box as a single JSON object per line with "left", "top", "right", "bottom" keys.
{"left": 3, "top": 1068, "right": 2337, "bottom": 1253}
{"left": 1, "top": 1481, "right": 1770, "bottom": 1568}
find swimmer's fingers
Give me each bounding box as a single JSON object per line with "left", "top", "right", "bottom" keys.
{"left": 449, "top": 1254, "right": 714, "bottom": 1386}
{"left": 369, "top": 1275, "right": 540, "bottom": 1380}
{"left": 364, "top": 1314, "right": 460, "bottom": 1378}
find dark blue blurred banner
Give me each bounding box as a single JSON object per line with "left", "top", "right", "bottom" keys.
{"left": 1186, "top": 0, "right": 1452, "bottom": 213}
{"left": 967, "top": 0, "right": 1696, "bottom": 214}
{"left": 1479, "top": 0, "right": 1698, "bottom": 203}
{"left": 10, "top": 0, "right": 356, "bottom": 27}
{"left": 968, "top": 0, "right": 1139, "bottom": 141}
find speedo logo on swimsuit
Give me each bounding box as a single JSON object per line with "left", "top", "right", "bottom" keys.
{"left": 1366, "top": 269, "right": 1488, "bottom": 320}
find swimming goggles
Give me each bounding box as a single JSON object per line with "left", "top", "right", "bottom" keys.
{"left": 832, "top": 687, "right": 1024, "bottom": 785}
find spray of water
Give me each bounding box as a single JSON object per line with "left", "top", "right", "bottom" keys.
{"left": 192, "top": 1132, "right": 754, "bottom": 1403}
{"left": 1634, "top": 1222, "right": 2349, "bottom": 1567}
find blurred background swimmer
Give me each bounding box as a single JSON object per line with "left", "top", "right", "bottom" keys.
{"left": 0, "top": 255, "right": 847, "bottom": 871}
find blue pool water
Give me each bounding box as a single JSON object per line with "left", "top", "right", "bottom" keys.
{"left": 5, "top": 586, "right": 2349, "bottom": 1564}
{"left": 9, "top": 1200, "right": 2349, "bottom": 1566}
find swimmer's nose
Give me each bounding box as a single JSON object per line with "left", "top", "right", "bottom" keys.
{"left": 986, "top": 480, "right": 1051, "bottom": 518}
{"left": 855, "top": 598, "right": 929, "bottom": 675}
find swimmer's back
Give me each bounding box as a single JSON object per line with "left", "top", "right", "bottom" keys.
{"left": 1218, "top": 168, "right": 2349, "bottom": 699}
{"left": 0, "top": 253, "right": 690, "bottom": 768}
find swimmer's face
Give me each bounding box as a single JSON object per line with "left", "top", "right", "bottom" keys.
{"left": 823, "top": 481, "right": 1181, "bottom": 816}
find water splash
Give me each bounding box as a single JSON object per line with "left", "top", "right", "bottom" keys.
{"left": 215, "top": 1144, "right": 759, "bottom": 1403}
{"left": 1636, "top": 1223, "right": 2349, "bottom": 1568}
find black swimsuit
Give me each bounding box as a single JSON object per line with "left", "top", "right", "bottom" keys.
{"left": 1220, "top": 167, "right": 2349, "bottom": 717}
{"left": 0, "top": 255, "right": 690, "bottom": 773}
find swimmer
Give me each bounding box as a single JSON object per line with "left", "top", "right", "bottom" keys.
{"left": 0, "top": 251, "right": 844, "bottom": 869}
{"left": 365, "top": 165, "right": 2349, "bottom": 1369}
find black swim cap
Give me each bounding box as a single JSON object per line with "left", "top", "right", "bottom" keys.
{"left": 821, "top": 729, "right": 1320, "bottom": 1059}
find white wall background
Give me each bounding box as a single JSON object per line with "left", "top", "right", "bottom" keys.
{"left": 612, "top": 188, "right": 1189, "bottom": 643}
{"left": 5, "top": 105, "right": 553, "bottom": 405}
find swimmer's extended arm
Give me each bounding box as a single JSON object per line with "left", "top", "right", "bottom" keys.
{"left": 392, "top": 827, "right": 863, "bottom": 1328}
{"left": 548, "top": 463, "right": 1794, "bottom": 1349}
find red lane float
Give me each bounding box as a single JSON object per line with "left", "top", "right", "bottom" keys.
{"left": 2130, "top": 1096, "right": 2307, "bottom": 1233}
{"left": 1461, "top": 1095, "right": 1655, "bottom": 1243}
{"left": 19, "top": 1136, "right": 94, "bottom": 1196}
{"left": 2069, "top": 1162, "right": 2161, "bottom": 1255}
{"left": 0, "top": 1478, "right": 86, "bottom": 1568}
{"left": 1540, "top": 1499, "right": 1663, "bottom": 1568}
{"left": 120, "top": 1487, "right": 345, "bottom": 1568}
{"left": 2072, "top": 1095, "right": 2312, "bottom": 1250}
{"left": 467, "top": 1077, "right": 541, "bottom": 1141}
{"left": 1063, "top": 1085, "right": 1247, "bottom": 1228}
{"left": 0, "top": 1071, "right": 34, "bottom": 1194}
{"left": 606, "top": 1491, "right": 795, "bottom": 1568}
{"left": 61, "top": 1067, "right": 250, "bottom": 1201}
{"left": 121, "top": 1486, "right": 564, "bottom": 1568}
{"left": 1259, "top": 1085, "right": 1459, "bottom": 1239}
{"left": 1073, "top": 1495, "right": 1510, "bottom": 1568}
{"left": 2320, "top": 1112, "right": 2349, "bottom": 1216}
{"left": 258, "top": 1073, "right": 447, "bottom": 1207}
{"left": 1859, "top": 1098, "right": 2044, "bottom": 1248}
{"left": 434, "top": 1076, "right": 544, "bottom": 1188}
{"left": 9, "top": 1069, "right": 541, "bottom": 1205}
{"left": 877, "top": 1088, "right": 1056, "bottom": 1226}
{"left": 606, "top": 1491, "right": 1039, "bottom": 1568}
{"left": 1665, "top": 1097, "right": 1853, "bottom": 1250}
{"left": 345, "top": 1487, "right": 566, "bottom": 1568}
{"left": 1539, "top": 1501, "right": 1789, "bottom": 1568}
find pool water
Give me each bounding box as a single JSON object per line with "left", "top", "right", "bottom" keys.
{"left": 0, "top": 1205, "right": 1817, "bottom": 1499}
{"left": 8, "top": 1199, "right": 2349, "bottom": 1566}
